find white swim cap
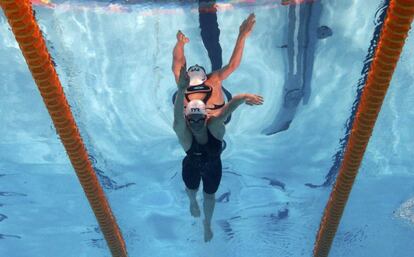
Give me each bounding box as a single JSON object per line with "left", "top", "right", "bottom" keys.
{"left": 185, "top": 99, "right": 206, "bottom": 116}
{"left": 187, "top": 65, "right": 207, "bottom": 86}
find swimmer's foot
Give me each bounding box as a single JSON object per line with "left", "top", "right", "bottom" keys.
{"left": 190, "top": 200, "right": 201, "bottom": 217}
{"left": 203, "top": 220, "right": 213, "bottom": 242}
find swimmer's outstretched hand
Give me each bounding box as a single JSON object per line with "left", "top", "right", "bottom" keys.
{"left": 176, "top": 30, "right": 189, "bottom": 44}
{"left": 243, "top": 94, "right": 263, "bottom": 106}
{"left": 239, "top": 13, "right": 256, "bottom": 38}
{"left": 177, "top": 66, "right": 189, "bottom": 90}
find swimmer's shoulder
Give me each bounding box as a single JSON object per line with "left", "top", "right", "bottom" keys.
{"left": 205, "top": 73, "right": 222, "bottom": 88}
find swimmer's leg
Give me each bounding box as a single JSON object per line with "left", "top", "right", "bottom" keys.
{"left": 203, "top": 192, "right": 215, "bottom": 242}
{"left": 185, "top": 187, "right": 201, "bottom": 217}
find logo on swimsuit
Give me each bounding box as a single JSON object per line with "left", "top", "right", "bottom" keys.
{"left": 191, "top": 108, "right": 200, "bottom": 112}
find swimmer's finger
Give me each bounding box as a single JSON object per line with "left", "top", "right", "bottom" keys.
{"left": 255, "top": 96, "right": 264, "bottom": 105}
{"left": 248, "top": 13, "right": 255, "bottom": 22}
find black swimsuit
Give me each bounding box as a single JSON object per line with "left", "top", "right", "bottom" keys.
{"left": 171, "top": 80, "right": 232, "bottom": 124}
{"left": 182, "top": 129, "right": 222, "bottom": 194}
{"left": 185, "top": 84, "right": 225, "bottom": 110}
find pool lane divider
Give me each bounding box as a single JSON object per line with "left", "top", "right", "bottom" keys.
{"left": 0, "top": 1, "right": 128, "bottom": 256}
{"left": 313, "top": 1, "right": 414, "bottom": 257}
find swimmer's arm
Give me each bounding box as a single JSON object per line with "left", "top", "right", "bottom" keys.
{"left": 173, "top": 89, "right": 186, "bottom": 131}
{"left": 172, "top": 35, "right": 187, "bottom": 84}
{"left": 173, "top": 90, "right": 188, "bottom": 146}
{"left": 212, "top": 36, "right": 247, "bottom": 82}
{"left": 173, "top": 87, "right": 192, "bottom": 151}
{"left": 210, "top": 93, "right": 264, "bottom": 125}
{"left": 212, "top": 14, "right": 256, "bottom": 82}
{"left": 173, "top": 67, "right": 189, "bottom": 131}
{"left": 210, "top": 94, "right": 247, "bottom": 124}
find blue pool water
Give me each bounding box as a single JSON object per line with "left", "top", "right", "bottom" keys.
{"left": 1, "top": 0, "right": 414, "bottom": 256}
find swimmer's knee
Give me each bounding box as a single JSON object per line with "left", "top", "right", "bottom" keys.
{"left": 203, "top": 191, "right": 215, "bottom": 199}
{"left": 186, "top": 187, "right": 199, "bottom": 192}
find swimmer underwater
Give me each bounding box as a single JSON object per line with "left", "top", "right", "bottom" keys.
{"left": 173, "top": 65, "right": 263, "bottom": 242}
{"left": 172, "top": 13, "right": 257, "bottom": 117}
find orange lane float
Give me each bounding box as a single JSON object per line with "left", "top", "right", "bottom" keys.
{"left": 313, "top": 1, "right": 414, "bottom": 257}
{"left": 0, "top": 1, "right": 128, "bottom": 256}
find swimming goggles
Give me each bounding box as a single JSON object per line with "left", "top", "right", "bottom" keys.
{"left": 188, "top": 117, "right": 206, "bottom": 124}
